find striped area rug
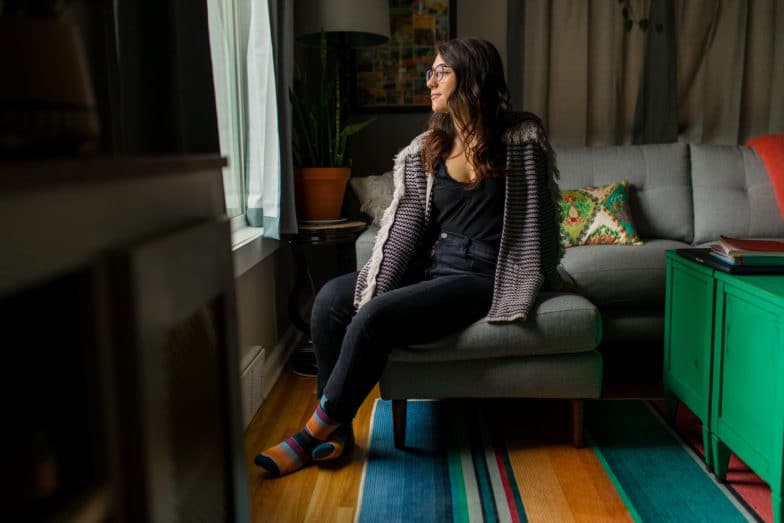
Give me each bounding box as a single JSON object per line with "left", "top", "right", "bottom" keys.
{"left": 355, "top": 399, "right": 767, "bottom": 522}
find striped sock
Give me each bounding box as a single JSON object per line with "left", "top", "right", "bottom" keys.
{"left": 312, "top": 424, "right": 354, "bottom": 461}
{"left": 254, "top": 397, "right": 340, "bottom": 476}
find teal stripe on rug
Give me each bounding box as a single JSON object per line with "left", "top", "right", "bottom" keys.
{"left": 446, "top": 408, "right": 474, "bottom": 523}
{"left": 468, "top": 412, "right": 499, "bottom": 522}
{"left": 586, "top": 400, "right": 750, "bottom": 523}
{"left": 447, "top": 438, "right": 470, "bottom": 523}
{"left": 357, "top": 400, "right": 453, "bottom": 523}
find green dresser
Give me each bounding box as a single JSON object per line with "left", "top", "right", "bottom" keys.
{"left": 663, "top": 251, "right": 717, "bottom": 466}
{"left": 664, "top": 251, "right": 784, "bottom": 523}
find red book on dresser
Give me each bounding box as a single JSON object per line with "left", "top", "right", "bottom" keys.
{"left": 718, "top": 235, "right": 784, "bottom": 255}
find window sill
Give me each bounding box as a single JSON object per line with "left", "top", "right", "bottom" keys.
{"left": 232, "top": 225, "right": 279, "bottom": 278}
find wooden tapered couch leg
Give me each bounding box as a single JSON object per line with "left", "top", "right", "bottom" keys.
{"left": 571, "top": 399, "right": 585, "bottom": 448}
{"left": 392, "top": 399, "right": 407, "bottom": 449}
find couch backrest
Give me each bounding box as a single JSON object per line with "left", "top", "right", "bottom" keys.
{"left": 554, "top": 143, "right": 693, "bottom": 242}
{"left": 690, "top": 144, "right": 784, "bottom": 244}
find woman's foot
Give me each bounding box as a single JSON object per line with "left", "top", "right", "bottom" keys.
{"left": 255, "top": 398, "right": 341, "bottom": 476}
{"left": 312, "top": 424, "right": 355, "bottom": 461}
{"left": 254, "top": 430, "right": 317, "bottom": 476}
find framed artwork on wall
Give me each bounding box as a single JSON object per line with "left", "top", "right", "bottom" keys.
{"left": 352, "top": 0, "right": 456, "bottom": 112}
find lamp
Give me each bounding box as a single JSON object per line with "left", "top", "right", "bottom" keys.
{"left": 290, "top": 0, "right": 388, "bottom": 221}
{"left": 289, "top": 0, "right": 389, "bottom": 377}
{"left": 294, "top": 0, "right": 390, "bottom": 47}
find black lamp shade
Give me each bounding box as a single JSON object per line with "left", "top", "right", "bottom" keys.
{"left": 294, "top": 0, "right": 390, "bottom": 48}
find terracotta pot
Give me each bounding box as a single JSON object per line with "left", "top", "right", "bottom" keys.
{"left": 294, "top": 167, "right": 350, "bottom": 221}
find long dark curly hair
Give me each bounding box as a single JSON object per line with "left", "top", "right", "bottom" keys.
{"left": 422, "top": 38, "right": 513, "bottom": 187}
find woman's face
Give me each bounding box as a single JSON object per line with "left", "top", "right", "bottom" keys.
{"left": 426, "top": 53, "right": 456, "bottom": 113}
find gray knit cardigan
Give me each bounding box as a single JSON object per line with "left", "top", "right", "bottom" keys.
{"left": 353, "top": 113, "right": 562, "bottom": 322}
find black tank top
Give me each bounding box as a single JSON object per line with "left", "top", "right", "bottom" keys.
{"left": 431, "top": 161, "right": 505, "bottom": 247}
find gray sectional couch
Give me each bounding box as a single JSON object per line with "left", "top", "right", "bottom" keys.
{"left": 555, "top": 143, "right": 784, "bottom": 345}
{"left": 358, "top": 142, "right": 784, "bottom": 347}
{"left": 353, "top": 142, "right": 784, "bottom": 447}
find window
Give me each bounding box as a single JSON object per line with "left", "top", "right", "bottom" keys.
{"left": 208, "top": 0, "right": 282, "bottom": 237}
{"left": 207, "top": 0, "right": 250, "bottom": 220}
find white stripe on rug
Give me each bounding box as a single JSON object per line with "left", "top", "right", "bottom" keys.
{"left": 454, "top": 407, "right": 485, "bottom": 523}
{"left": 479, "top": 413, "right": 514, "bottom": 523}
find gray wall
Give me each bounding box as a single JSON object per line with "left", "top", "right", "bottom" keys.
{"left": 234, "top": 245, "right": 299, "bottom": 408}
{"left": 235, "top": 253, "right": 284, "bottom": 366}
{"left": 350, "top": 0, "right": 508, "bottom": 178}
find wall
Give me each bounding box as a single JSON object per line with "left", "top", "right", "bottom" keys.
{"left": 234, "top": 246, "right": 299, "bottom": 423}
{"left": 350, "top": 0, "right": 507, "bottom": 178}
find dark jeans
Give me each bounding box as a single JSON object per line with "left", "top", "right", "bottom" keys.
{"left": 310, "top": 231, "right": 497, "bottom": 423}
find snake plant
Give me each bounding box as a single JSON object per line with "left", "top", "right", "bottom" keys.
{"left": 290, "top": 32, "right": 375, "bottom": 168}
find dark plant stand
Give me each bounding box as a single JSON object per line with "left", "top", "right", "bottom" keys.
{"left": 284, "top": 220, "right": 368, "bottom": 377}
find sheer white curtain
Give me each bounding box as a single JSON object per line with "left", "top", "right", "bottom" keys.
{"left": 246, "top": 0, "right": 283, "bottom": 236}
{"left": 508, "top": 0, "right": 784, "bottom": 146}
{"left": 208, "top": 0, "right": 290, "bottom": 238}
{"left": 207, "top": 0, "right": 245, "bottom": 218}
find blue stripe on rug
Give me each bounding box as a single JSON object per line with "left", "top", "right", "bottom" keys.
{"left": 586, "top": 400, "right": 751, "bottom": 523}
{"left": 358, "top": 400, "right": 527, "bottom": 523}
{"left": 357, "top": 400, "right": 452, "bottom": 523}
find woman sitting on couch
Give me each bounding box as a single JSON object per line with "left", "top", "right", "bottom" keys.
{"left": 255, "top": 37, "right": 562, "bottom": 477}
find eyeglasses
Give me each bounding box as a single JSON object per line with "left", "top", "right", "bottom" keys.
{"left": 425, "top": 64, "right": 451, "bottom": 84}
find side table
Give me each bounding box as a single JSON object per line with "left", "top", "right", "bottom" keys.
{"left": 664, "top": 250, "right": 784, "bottom": 523}
{"left": 710, "top": 271, "right": 784, "bottom": 523}
{"left": 283, "top": 220, "right": 368, "bottom": 375}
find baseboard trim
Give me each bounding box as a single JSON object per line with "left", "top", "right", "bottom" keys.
{"left": 260, "top": 325, "right": 305, "bottom": 403}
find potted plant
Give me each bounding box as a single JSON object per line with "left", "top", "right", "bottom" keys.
{"left": 290, "top": 32, "right": 375, "bottom": 221}
{"left": 0, "top": 0, "right": 99, "bottom": 155}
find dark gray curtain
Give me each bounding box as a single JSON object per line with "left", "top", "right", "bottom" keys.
{"left": 115, "top": 0, "right": 220, "bottom": 154}
{"left": 506, "top": 0, "right": 525, "bottom": 112}
{"left": 632, "top": 0, "right": 677, "bottom": 144}
{"left": 268, "top": 0, "right": 298, "bottom": 235}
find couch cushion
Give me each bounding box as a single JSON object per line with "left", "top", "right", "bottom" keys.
{"left": 560, "top": 180, "right": 643, "bottom": 246}
{"left": 350, "top": 172, "right": 394, "bottom": 226}
{"left": 555, "top": 143, "right": 693, "bottom": 243}
{"left": 380, "top": 351, "right": 603, "bottom": 399}
{"left": 691, "top": 144, "right": 784, "bottom": 244}
{"left": 355, "top": 225, "right": 379, "bottom": 268}
{"left": 600, "top": 309, "right": 665, "bottom": 343}
{"left": 390, "top": 292, "right": 601, "bottom": 363}
{"left": 560, "top": 239, "right": 690, "bottom": 308}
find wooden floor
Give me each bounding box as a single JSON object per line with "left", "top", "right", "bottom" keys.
{"left": 244, "top": 363, "right": 662, "bottom": 523}
{"left": 244, "top": 368, "right": 378, "bottom": 523}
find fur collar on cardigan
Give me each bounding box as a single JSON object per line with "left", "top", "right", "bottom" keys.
{"left": 397, "top": 111, "right": 552, "bottom": 162}
{"left": 355, "top": 111, "right": 562, "bottom": 318}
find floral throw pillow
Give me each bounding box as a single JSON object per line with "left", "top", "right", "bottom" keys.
{"left": 559, "top": 181, "right": 643, "bottom": 247}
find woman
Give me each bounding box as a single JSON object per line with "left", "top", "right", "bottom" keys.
{"left": 256, "top": 37, "right": 562, "bottom": 477}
